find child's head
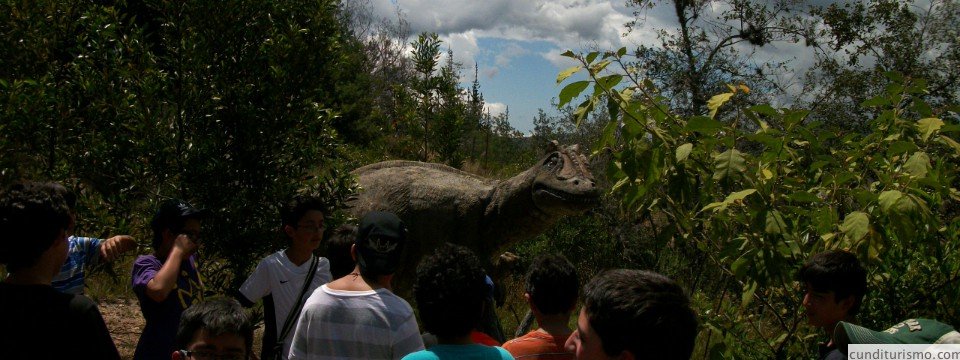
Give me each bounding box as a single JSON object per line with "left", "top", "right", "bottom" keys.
{"left": 174, "top": 298, "right": 253, "bottom": 360}
{"left": 525, "top": 253, "right": 578, "bottom": 316}
{"left": 566, "top": 269, "right": 697, "bottom": 360}
{"left": 414, "top": 243, "right": 488, "bottom": 339}
{"left": 0, "top": 181, "right": 73, "bottom": 273}
{"left": 799, "top": 250, "right": 866, "bottom": 328}
{"left": 280, "top": 195, "right": 326, "bottom": 251}
{"left": 151, "top": 199, "right": 207, "bottom": 249}
{"left": 325, "top": 224, "right": 357, "bottom": 279}
{"left": 354, "top": 211, "right": 406, "bottom": 278}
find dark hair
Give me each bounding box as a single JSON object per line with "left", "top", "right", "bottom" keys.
{"left": 525, "top": 253, "right": 578, "bottom": 315}
{"left": 151, "top": 199, "right": 206, "bottom": 248}
{"left": 280, "top": 195, "right": 326, "bottom": 228}
{"left": 414, "top": 243, "right": 488, "bottom": 338}
{"left": 0, "top": 181, "right": 72, "bottom": 272}
{"left": 176, "top": 298, "right": 254, "bottom": 353}
{"left": 798, "top": 250, "right": 867, "bottom": 316}
{"left": 583, "top": 269, "right": 697, "bottom": 360}
{"left": 325, "top": 224, "right": 357, "bottom": 279}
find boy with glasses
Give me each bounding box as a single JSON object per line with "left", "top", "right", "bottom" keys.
{"left": 173, "top": 298, "right": 254, "bottom": 360}
{"left": 238, "top": 195, "right": 332, "bottom": 360}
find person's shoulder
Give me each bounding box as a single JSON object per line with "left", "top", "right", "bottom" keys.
{"left": 494, "top": 346, "right": 515, "bottom": 360}
{"left": 66, "top": 293, "right": 99, "bottom": 312}
{"left": 379, "top": 289, "right": 415, "bottom": 312}
{"left": 401, "top": 349, "right": 439, "bottom": 360}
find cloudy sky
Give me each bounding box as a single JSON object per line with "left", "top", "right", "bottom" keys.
{"left": 367, "top": 0, "right": 819, "bottom": 133}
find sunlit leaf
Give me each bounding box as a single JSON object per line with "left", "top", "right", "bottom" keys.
{"left": 878, "top": 190, "right": 903, "bottom": 213}
{"left": 676, "top": 143, "right": 693, "bottom": 162}
{"left": 556, "top": 66, "right": 582, "bottom": 84}
{"left": 840, "top": 211, "right": 870, "bottom": 242}
{"left": 903, "top": 152, "right": 931, "bottom": 178}
{"left": 917, "top": 118, "right": 944, "bottom": 142}
{"left": 707, "top": 92, "right": 734, "bottom": 119}
{"left": 726, "top": 188, "right": 757, "bottom": 202}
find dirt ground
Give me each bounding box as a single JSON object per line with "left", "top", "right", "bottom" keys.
{"left": 99, "top": 298, "right": 144, "bottom": 360}
{"left": 99, "top": 298, "right": 264, "bottom": 360}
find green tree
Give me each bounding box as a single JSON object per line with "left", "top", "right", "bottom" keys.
{"left": 559, "top": 46, "right": 960, "bottom": 358}
{"left": 800, "top": 0, "right": 960, "bottom": 130}
{"left": 0, "top": 0, "right": 359, "bottom": 291}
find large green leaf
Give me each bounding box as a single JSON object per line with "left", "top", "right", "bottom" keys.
{"left": 713, "top": 149, "right": 747, "bottom": 181}
{"left": 903, "top": 152, "right": 931, "bottom": 178}
{"left": 878, "top": 190, "right": 903, "bottom": 213}
{"left": 701, "top": 189, "right": 756, "bottom": 212}
{"left": 917, "top": 118, "right": 944, "bottom": 142}
{"left": 840, "top": 211, "right": 870, "bottom": 242}
{"left": 558, "top": 81, "right": 589, "bottom": 108}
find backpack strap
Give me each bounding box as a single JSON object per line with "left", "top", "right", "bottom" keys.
{"left": 276, "top": 255, "right": 319, "bottom": 347}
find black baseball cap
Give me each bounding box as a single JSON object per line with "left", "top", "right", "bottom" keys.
{"left": 151, "top": 199, "right": 208, "bottom": 233}
{"left": 355, "top": 211, "right": 407, "bottom": 275}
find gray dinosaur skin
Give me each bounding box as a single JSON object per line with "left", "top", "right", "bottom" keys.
{"left": 348, "top": 141, "right": 599, "bottom": 289}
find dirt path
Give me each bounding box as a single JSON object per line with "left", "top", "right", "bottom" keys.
{"left": 99, "top": 298, "right": 144, "bottom": 360}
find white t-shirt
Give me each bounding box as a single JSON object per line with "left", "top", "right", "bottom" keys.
{"left": 240, "top": 250, "right": 332, "bottom": 359}
{"left": 288, "top": 284, "right": 425, "bottom": 360}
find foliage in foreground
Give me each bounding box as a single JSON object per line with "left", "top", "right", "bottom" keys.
{"left": 558, "top": 48, "right": 960, "bottom": 358}
{"left": 0, "top": 0, "right": 358, "bottom": 292}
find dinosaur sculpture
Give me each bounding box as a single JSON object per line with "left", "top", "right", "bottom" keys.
{"left": 347, "top": 141, "right": 600, "bottom": 285}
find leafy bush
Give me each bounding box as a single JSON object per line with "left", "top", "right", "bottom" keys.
{"left": 0, "top": 0, "right": 358, "bottom": 292}
{"left": 558, "top": 48, "right": 960, "bottom": 359}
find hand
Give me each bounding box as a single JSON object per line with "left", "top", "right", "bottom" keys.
{"left": 99, "top": 235, "right": 136, "bottom": 262}
{"left": 173, "top": 233, "right": 199, "bottom": 258}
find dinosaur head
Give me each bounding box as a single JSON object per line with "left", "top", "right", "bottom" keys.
{"left": 531, "top": 140, "right": 599, "bottom": 215}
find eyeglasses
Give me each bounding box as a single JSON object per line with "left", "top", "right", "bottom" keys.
{"left": 295, "top": 223, "right": 326, "bottom": 234}
{"left": 179, "top": 350, "right": 247, "bottom": 360}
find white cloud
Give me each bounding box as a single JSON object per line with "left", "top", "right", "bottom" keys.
{"left": 541, "top": 50, "right": 580, "bottom": 69}
{"left": 484, "top": 102, "right": 508, "bottom": 117}
{"left": 375, "top": 0, "right": 651, "bottom": 67}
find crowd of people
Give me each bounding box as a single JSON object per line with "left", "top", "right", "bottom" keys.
{"left": 1, "top": 180, "right": 957, "bottom": 360}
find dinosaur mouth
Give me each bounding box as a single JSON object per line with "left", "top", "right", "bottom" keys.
{"left": 533, "top": 186, "right": 600, "bottom": 207}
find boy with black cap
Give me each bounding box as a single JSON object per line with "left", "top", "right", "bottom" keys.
{"left": 288, "top": 211, "right": 424, "bottom": 359}
{"left": 133, "top": 199, "right": 208, "bottom": 360}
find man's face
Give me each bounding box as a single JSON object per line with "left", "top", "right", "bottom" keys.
{"left": 565, "top": 307, "right": 623, "bottom": 360}
{"left": 174, "top": 328, "right": 247, "bottom": 360}
{"left": 288, "top": 210, "right": 325, "bottom": 252}
{"left": 802, "top": 283, "right": 852, "bottom": 330}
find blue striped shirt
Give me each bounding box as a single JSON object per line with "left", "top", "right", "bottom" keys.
{"left": 52, "top": 236, "right": 103, "bottom": 294}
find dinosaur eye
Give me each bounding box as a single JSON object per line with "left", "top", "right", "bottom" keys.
{"left": 544, "top": 156, "right": 562, "bottom": 169}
